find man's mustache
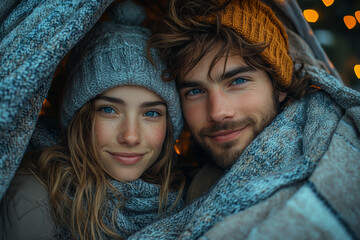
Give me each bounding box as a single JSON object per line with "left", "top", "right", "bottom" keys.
{"left": 198, "top": 118, "right": 256, "bottom": 137}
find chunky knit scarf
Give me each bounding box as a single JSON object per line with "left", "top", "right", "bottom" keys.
{"left": 57, "top": 178, "right": 183, "bottom": 239}
{"left": 128, "top": 66, "right": 360, "bottom": 239}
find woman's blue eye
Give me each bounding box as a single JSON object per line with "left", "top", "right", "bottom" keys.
{"left": 144, "top": 111, "right": 160, "bottom": 118}
{"left": 187, "top": 89, "right": 203, "bottom": 95}
{"left": 231, "top": 78, "right": 247, "bottom": 85}
{"left": 100, "top": 107, "right": 115, "bottom": 114}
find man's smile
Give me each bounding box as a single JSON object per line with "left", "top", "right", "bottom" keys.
{"left": 207, "top": 127, "right": 247, "bottom": 143}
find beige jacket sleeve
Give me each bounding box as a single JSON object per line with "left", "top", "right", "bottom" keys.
{"left": 0, "top": 170, "right": 56, "bottom": 240}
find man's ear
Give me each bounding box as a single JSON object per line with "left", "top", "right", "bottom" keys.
{"left": 278, "top": 92, "right": 287, "bottom": 102}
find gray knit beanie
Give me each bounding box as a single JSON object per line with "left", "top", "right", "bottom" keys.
{"left": 61, "top": 0, "right": 183, "bottom": 140}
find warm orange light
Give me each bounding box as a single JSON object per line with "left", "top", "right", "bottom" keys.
{"left": 322, "top": 0, "right": 334, "bottom": 7}
{"left": 303, "top": 9, "right": 319, "bottom": 23}
{"left": 355, "top": 11, "right": 360, "bottom": 24}
{"left": 354, "top": 65, "right": 360, "bottom": 79}
{"left": 343, "top": 15, "right": 356, "bottom": 29}
{"left": 39, "top": 99, "right": 50, "bottom": 116}
{"left": 174, "top": 145, "right": 181, "bottom": 155}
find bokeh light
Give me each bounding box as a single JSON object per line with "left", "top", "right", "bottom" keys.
{"left": 343, "top": 15, "right": 357, "bottom": 29}
{"left": 303, "top": 9, "right": 319, "bottom": 23}
{"left": 355, "top": 65, "right": 360, "bottom": 79}
{"left": 355, "top": 11, "right": 360, "bottom": 24}
{"left": 322, "top": 0, "right": 334, "bottom": 7}
{"left": 298, "top": 0, "right": 360, "bottom": 91}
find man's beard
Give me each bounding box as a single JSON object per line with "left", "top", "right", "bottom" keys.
{"left": 191, "top": 93, "right": 280, "bottom": 169}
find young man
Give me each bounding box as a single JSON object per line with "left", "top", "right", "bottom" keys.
{"left": 135, "top": 0, "right": 360, "bottom": 239}
{"left": 151, "top": 0, "right": 316, "bottom": 169}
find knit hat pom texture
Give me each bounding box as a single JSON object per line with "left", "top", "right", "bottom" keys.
{"left": 108, "top": 0, "right": 145, "bottom": 25}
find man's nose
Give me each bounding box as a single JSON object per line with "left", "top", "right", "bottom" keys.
{"left": 117, "top": 117, "right": 141, "bottom": 146}
{"left": 207, "top": 89, "right": 235, "bottom": 123}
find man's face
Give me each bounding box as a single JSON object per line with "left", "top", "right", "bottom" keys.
{"left": 178, "top": 48, "right": 286, "bottom": 168}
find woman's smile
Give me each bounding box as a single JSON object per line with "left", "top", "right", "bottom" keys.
{"left": 108, "top": 151, "right": 146, "bottom": 165}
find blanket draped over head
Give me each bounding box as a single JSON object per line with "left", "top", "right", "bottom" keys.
{"left": 127, "top": 66, "right": 360, "bottom": 239}
{"left": 0, "top": 0, "right": 342, "bottom": 200}
{"left": 0, "top": 0, "right": 114, "bottom": 199}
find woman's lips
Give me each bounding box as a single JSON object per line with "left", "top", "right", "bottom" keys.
{"left": 109, "top": 152, "right": 145, "bottom": 165}
{"left": 208, "top": 127, "right": 246, "bottom": 143}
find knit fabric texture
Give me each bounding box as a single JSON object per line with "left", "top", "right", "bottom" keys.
{"left": 199, "top": 0, "right": 293, "bottom": 87}
{"left": 128, "top": 66, "right": 360, "bottom": 239}
{"left": 61, "top": 0, "right": 183, "bottom": 140}
{"left": 57, "top": 178, "right": 184, "bottom": 239}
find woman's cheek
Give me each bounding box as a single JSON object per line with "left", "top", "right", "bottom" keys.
{"left": 93, "top": 118, "right": 116, "bottom": 146}
{"left": 145, "top": 124, "right": 167, "bottom": 150}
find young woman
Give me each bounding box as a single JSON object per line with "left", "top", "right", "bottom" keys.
{"left": 0, "top": 1, "right": 185, "bottom": 239}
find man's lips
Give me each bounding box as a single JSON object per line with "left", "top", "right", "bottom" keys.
{"left": 207, "top": 127, "right": 247, "bottom": 143}
{"left": 109, "top": 152, "right": 145, "bottom": 165}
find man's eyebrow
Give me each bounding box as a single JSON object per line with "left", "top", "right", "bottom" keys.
{"left": 177, "top": 81, "right": 202, "bottom": 90}
{"left": 178, "top": 66, "right": 256, "bottom": 88}
{"left": 222, "top": 66, "right": 256, "bottom": 79}
{"left": 95, "top": 96, "right": 125, "bottom": 105}
{"left": 140, "top": 101, "right": 166, "bottom": 108}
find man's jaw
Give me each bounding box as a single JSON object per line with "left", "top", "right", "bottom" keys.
{"left": 195, "top": 124, "right": 255, "bottom": 169}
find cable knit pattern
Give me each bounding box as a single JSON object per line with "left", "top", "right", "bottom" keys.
{"left": 128, "top": 67, "right": 360, "bottom": 239}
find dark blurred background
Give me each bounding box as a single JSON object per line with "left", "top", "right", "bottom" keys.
{"left": 297, "top": 0, "right": 360, "bottom": 91}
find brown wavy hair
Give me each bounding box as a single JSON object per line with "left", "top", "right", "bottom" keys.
{"left": 148, "top": 0, "right": 313, "bottom": 108}
{"left": 28, "top": 100, "right": 185, "bottom": 240}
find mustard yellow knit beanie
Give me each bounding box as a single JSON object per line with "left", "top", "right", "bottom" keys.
{"left": 201, "top": 0, "right": 293, "bottom": 87}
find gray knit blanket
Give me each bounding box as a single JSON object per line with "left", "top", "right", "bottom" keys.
{"left": 128, "top": 66, "right": 360, "bottom": 239}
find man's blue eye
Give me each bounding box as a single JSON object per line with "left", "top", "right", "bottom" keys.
{"left": 187, "top": 89, "right": 203, "bottom": 95}
{"left": 144, "top": 111, "right": 160, "bottom": 117}
{"left": 100, "top": 107, "right": 115, "bottom": 114}
{"left": 231, "top": 78, "right": 247, "bottom": 85}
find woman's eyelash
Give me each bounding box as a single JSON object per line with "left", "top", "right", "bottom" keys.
{"left": 144, "top": 110, "right": 161, "bottom": 117}
{"left": 99, "top": 106, "right": 116, "bottom": 114}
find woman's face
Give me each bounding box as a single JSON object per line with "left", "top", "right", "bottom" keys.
{"left": 93, "top": 85, "right": 167, "bottom": 181}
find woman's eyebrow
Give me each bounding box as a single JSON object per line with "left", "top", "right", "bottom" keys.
{"left": 96, "top": 96, "right": 165, "bottom": 108}
{"left": 140, "top": 101, "right": 166, "bottom": 108}
{"left": 95, "top": 96, "right": 125, "bottom": 105}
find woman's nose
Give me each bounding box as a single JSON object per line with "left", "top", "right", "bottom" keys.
{"left": 117, "top": 117, "right": 141, "bottom": 146}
